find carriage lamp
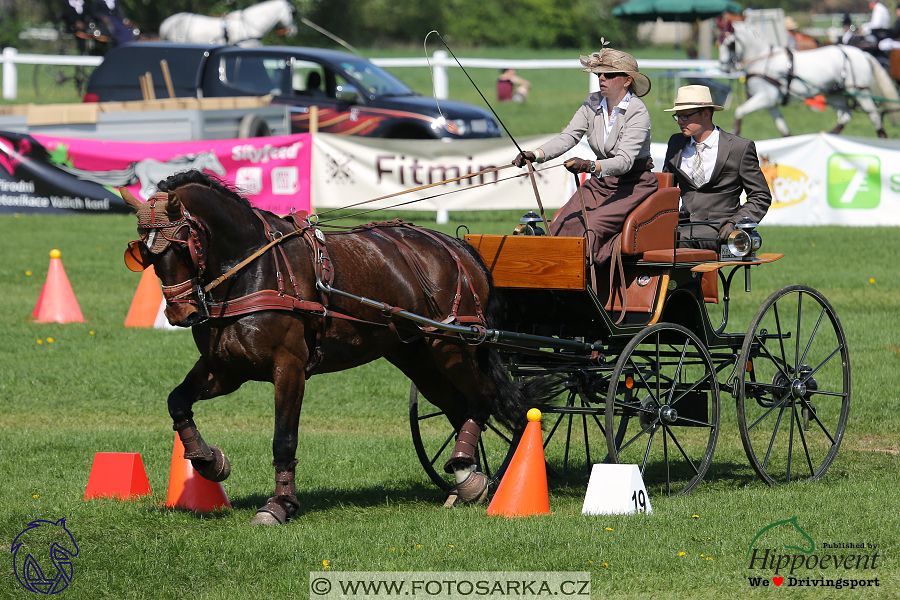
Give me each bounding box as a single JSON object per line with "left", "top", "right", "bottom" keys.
{"left": 720, "top": 218, "right": 762, "bottom": 261}
{"left": 512, "top": 211, "right": 546, "bottom": 236}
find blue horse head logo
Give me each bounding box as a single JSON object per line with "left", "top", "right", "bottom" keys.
{"left": 11, "top": 518, "right": 79, "bottom": 594}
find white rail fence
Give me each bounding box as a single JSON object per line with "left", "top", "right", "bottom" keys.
{"left": 3, "top": 46, "right": 721, "bottom": 102}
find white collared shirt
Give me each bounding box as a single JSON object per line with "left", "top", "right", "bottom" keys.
{"left": 680, "top": 126, "right": 720, "bottom": 186}
{"left": 599, "top": 92, "right": 632, "bottom": 142}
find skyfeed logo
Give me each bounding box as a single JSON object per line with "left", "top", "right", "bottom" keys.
{"left": 746, "top": 517, "right": 881, "bottom": 590}
{"left": 826, "top": 154, "right": 881, "bottom": 209}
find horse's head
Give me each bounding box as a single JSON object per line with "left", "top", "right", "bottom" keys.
{"left": 719, "top": 33, "right": 739, "bottom": 72}
{"left": 279, "top": 0, "right": 298, "bottom": 36}
{"left": 122, "top": 184, "right": 211, "bottom": 328}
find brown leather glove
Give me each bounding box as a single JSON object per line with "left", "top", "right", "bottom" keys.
{"left": 564, "top": 157, "right": 595, "bottom": 173}
{"left": 718, "top": 221, "right": 736, "bottom": 242}
{"left": 512, "top": 151, "right": 536, "bottom": 167}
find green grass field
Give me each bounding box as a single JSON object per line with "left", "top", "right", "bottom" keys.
{"left": 1, "top": 211, "right": 898, "bottom": 598}
{"left": 2, "top": 44, "right": 899, "bottom": 599}
{"left": 10, "top": 44, "right": 900, "bottom": 142}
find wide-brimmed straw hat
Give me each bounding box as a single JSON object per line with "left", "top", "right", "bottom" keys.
{"left": 663, "top": 85, "right": 724, "bottom": 112}
{"left": 580, "top": 47, "right": 651, "bottom": 97}
{"left": 784, "top": 16, "right": 799, "bottom": 31}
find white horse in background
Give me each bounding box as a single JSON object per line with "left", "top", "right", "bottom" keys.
{"left": 720, "top": 21, "right": 900, "bottom": 138}
{"left": 159, "top": 0, "right": 297, "bottom": 46}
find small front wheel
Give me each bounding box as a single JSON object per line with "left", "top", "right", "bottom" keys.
{"left": 606, "top": 323, "right": 720, "bottom": 496}
{"left": 736, "top": 285, "right": 851, "bottom": 485}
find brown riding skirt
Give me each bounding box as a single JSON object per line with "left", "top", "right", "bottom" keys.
{"left": 549, "top": 157, "right": 658, "bottom": 265}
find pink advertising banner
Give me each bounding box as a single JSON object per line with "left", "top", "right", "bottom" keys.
{"left": 1, "top": 131, "right": 312, "bottom": 215}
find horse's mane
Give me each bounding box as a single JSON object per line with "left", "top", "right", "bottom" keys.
{"left": 158, "top": 170, "right": 253, "bottom": 209}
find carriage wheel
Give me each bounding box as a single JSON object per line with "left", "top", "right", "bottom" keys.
{"left": 409, "top": 383, "right": 520, "bottom": 492}
{"left": 606, "top": 323, "right": 720, "bottom": 496}
{"left": 537, "top": 369, "right": 610, "bottom": 479}
{"left": 736, "top": 285, "right": 851, "bottom": 486}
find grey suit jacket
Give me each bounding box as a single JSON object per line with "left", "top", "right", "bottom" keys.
{"left": 540, "top": 92, "right": 652, "bottom": 177}
{"left": 663, "top": 129, "right": 771, "bottom": 234}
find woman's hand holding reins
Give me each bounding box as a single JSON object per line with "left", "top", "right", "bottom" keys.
{"left": 512, "top": 151, "right": 537, "bottom": 167}
{"left": 564, "top": 157, "right": 596, "bottom": 173}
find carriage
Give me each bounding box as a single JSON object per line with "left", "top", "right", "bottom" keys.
{"left": 121, "top": 168, "right": 850, "bottom": 524}
{"left": 409, "top": 172, "right": 851, "bottom": 497}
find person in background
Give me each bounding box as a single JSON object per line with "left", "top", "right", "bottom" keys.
{"left": 662, "top": 85, "right": 771, "bottom": 251}
{"left": 861, "top": 0, "right": 891, "bottom": 41}
{"left": 62, "top": 0, "right": 91, "bottom": 53}
{"left": 91, "top": 0, "right": 135, "bottom": 46}
{"left": 512, "top": 44, "right": 657, "bottom": 267}
{"left": 497, "top": 68, "right": 531, "bottom": 102}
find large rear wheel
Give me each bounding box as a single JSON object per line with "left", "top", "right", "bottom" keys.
{"left": 606, "top": 323, "right": 720, "bottom": 496}
{"left": 736, "top": 285, "right": 851, "bottom": 485}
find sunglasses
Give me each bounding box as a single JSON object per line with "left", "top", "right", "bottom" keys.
{"left": 597, "top": 72, "right": 627, "bottom": 79}
{"left": 672, "top": 110, "right": 703, "bottom": 122}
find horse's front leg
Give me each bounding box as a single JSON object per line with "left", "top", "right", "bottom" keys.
{"left": 169, "top": 358, "right": 241, "bottom": 482}
{"left": 252, "top": 365, "right": 306, "bottom": 525}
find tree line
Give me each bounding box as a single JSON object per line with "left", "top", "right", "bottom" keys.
{"left": 4, "top": 0, "right": 645, "bottom": 50}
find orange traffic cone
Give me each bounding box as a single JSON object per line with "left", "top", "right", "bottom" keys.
{"left": 125, "top": 265, "right": 164, "bottom": 328}
{"left": 84, "top": 452, "right": 152, "bottom": 500}
{"left": 487, "top": 408, "right": 549, "bottom": 517}
{"left": 166, "top": 434, "right": 231, "bottom": 512}
{"left": 32, "top": 249, "right": 85, "bottom": 323}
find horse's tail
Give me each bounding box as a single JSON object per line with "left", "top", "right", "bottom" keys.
{"left": 460, "top": 241, "right": 562, "bottom": 433}
{"left": 865, "top": 53, "right": 900, "bottom": 126}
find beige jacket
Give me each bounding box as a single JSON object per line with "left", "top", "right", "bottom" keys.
{"left": 539, "top": 92, "right": 653, "bottom": 177}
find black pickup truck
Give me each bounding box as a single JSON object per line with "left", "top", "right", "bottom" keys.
{"left": 82, "top": 42, "right": 503, "bottom": 140}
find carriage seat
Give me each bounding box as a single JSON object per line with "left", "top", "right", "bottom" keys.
{"left": 620, "top": 172, "right": 680, "bottom": 257}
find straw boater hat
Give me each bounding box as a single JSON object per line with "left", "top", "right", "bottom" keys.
{"left": 663, "top": 85, "right": 724, "bottom": 112}
{"left": 784, "top": 16, "right": 799, "bottom": 31}
{"left": 580, "top": 44, "right": 651, "bottom": 97}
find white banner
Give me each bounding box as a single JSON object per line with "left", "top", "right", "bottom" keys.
{"left": 312, "top": 134, "right": 570, "bottom": 212}
{"left": 314, "top": 131, "right": 900, "bottom": 225}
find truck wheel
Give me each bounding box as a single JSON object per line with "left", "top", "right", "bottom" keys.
{"left": 238, "top": 114, "right": 271, "bottom": 138}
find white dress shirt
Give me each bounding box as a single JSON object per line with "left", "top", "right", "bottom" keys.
{"left": 599, "top": 92, "right": 632, "bottom": 142}
{"left": 679, "top": 126, "right": 720, "bottom": 186}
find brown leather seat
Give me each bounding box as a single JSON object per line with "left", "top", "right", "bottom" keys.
{"left": 620, "top": 172, "right": 679, "bottom": 257}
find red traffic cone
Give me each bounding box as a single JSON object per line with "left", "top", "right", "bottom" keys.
{"left": 803, "top": 94, "right": 826, "bottom": 112}
{"left": 166, "top": 434, "right": 231, "bottom": 512}
{"left": 487, "top": 408, "right": 549, "bottom": 517}
{"left": 84, "top": 452, "right": 152, "bottom": 500}
{"left": 124, "top": 265, "right": 164, "bottom": 328}
{"left": 32, "top": 249, "right": 85, "bottom": 323}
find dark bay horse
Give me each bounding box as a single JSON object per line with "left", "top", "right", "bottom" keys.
{"left": 121, "top": 170, "right": 533, "bottom": 524}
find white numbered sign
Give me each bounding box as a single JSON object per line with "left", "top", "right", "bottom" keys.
{"left": 581, "top": 464, "right": 653, "bottom": 516}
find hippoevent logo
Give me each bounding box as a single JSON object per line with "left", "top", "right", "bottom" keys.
{"left": 746, "top": 517, "right": 880, "bottom": 590}
{"left": 826, "top": 153, "right": 881, "bottom": 209}
{"left": 11, "top": 518, "right": 79, "bottom": 594}
{"left": 759, "top": 156, "right": 816, "bottom": 208}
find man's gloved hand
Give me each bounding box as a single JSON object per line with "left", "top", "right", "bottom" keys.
{"left": 718, "top": 221, "right": 736, "bottom": 242}
{"left": 678, "top": 208, "right": 691, "bottom": 224}
{"left": 564, "top": 157, "right": 595, "bottom": 173}
{"left": 513, "top": 151, "right": 536, "bottom": 167}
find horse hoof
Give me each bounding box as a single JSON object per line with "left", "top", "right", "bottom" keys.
{"left": 191, "top": 446, "right": 231, "bottom": 482}
{"left": 251, "top": 495, "right": 299, "bottom": 525}
{"left": 454, "top": 471, "right": 489, "bottom": 505}
{"left": 251, "top": 507, "right": 285, "bottom": 526}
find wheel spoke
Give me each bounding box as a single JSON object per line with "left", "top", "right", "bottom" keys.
{"left": 665, "top": 426, "right": 701, "bottom": 475}
{"left": 429, "top": 431, "right": 456, "bottom": 468}
{"left": 418, "top": 410, "right": 444, "bottom": 421}
{"left": 798, "top": 305, "right": 827, "bottom": 369}
{"left": 762, "top": 402, "right": 787, "bottom": 470}
{"left": 641, "top": 426, "right": 657, "bottom": 475}
{"left": 791, "top": 402, "right": 816, "bottom": 478}
{"left": 747, "top": 390, "right": 791, "bottom": 432}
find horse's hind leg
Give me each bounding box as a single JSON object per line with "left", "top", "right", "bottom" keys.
{"left": 854, "top": 94, "right": 887, "bottom": 137}
{"left": 766, "top": 107, "right": 792, "bottom": 137}
{"left": 389, "top": 349, "right": 491, "bottom": 505}
{"left": 168, "top": 359, "right": 242, "bottom": 483}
